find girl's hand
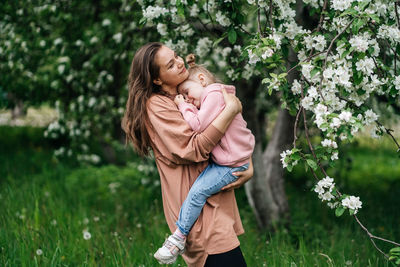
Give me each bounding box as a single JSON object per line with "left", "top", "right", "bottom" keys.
{"left": 221, "top": 87, "right": 242, "bottom": 115}
{"left": 222, "top": 157, "right": 254, "bottom": 191}
{"left": 174, "top": 94, "right": 185, "bottom": 105}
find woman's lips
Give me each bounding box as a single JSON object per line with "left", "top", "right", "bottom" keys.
{"left": 179, "top": 67, "right": 187, "bottom": 74}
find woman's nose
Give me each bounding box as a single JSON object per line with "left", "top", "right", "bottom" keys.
{"left": 177, "top": 57, "right": 184, "bottom": 67}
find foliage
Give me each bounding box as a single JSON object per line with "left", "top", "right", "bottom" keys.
{"left": 0, "top": 126, "right": 399, "bottom": 266}
{"left": 137, "top": 0, "right": 400, "bottom": 259}
{"left": 0, "top": 0, "right": 149, "bottom": 163}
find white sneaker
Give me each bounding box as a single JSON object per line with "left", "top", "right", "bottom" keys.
{"left": 154, "top": 235, "right": 186, "bottom": 264}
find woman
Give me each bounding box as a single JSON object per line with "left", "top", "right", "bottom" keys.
{"left": 122, "top": 42, "right": 253, "bottom": 266}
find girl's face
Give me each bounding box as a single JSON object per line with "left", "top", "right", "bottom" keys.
{"left": 153, "top": 46, "right": 188, "bottom": 93}
{"left": 178, "top": 80, "right": 204, "bottom": 108}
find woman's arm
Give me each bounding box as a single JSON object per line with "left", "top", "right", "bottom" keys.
{"left": 221, "top": 156, "right": 254, "bottom": 191}
{"left": 147, "top": 91, "right": 241, "bottom": 164}
{"left": 211, "top": 87, "right": 242, "bottom": 134}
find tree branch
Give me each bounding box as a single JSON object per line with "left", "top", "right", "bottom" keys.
{"left": 257, "top": 3, "right": 263, "bottom": 37}
{"left": 293, "top": 106, "right": 303, "bottom": 148}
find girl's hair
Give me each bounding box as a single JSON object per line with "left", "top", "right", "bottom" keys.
{"left": 121, "top": 42, "right": 164, "bottom": 157}
{"left": 185, "top": 54, "right": 217, "bottom": 84}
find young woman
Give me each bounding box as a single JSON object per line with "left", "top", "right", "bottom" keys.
{"left": 122, "top": 42, "right": 253, "bottom": 267}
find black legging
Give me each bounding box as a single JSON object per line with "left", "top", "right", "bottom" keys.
{"left": 204, "top": 246, "right": 247, "bottom": 267}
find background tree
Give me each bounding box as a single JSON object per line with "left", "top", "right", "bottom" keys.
{"left": 137, "top": 0, "right": 400, "bottom": 261}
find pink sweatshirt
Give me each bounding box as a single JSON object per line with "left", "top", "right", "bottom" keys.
{"left": 178, "top": 83, "right": 255, "bottom": 167}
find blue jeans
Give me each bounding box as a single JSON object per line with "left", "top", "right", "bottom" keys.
{"left": 175, "top": 162, "right": 249, "bottom": 236}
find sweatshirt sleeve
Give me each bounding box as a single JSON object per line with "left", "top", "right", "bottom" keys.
{"left": 177, "top": 102, "right": 202, "bottom": 132}
{"left": 147, "top": 95, "right": 224, "bottom": 165}
{"left": 178, "top": 91, "right": 225, "bottom": 133}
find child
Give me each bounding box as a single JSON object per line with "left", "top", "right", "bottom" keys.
{"left": 154, "top": 54, "right": 255, "bottom": 265}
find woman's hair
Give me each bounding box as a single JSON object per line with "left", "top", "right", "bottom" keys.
{"left": 185, "top": 54, "right": 217, "bottom": 84}
{"left": 122, "top": 42, "right": 164, "bottom": 157}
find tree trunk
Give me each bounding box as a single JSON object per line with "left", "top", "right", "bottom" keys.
{"left": 243, "top": 107, "right": 294, "bottom": 229}
{"left": 237, "top": 34, "right": 299, "bottom": 230}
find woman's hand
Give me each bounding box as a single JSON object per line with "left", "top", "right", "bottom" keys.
{"left": 222, "top": 157, "right": 254, "bottom": 191}
{"left": 221, "top": 87, "right": 242, "bottom": 115}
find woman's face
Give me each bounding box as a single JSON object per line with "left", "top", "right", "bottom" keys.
{"left": 153, "top": 46, "right": 188, "bottom": 92}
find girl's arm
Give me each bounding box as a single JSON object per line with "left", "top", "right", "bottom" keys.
{"left": 178, "top": 87, "right": 239, "bottom": 133}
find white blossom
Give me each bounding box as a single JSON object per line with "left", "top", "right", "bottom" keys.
{"left": 349, "top": 34, "right": 369, "bottom": 53}
{"left": 57, "top": 65, "right": 65, "bottom": 75}
{"left": 291, "top": 80, "right": 301, "bottom": 95}
{"left": 330, "top": 117, "right": 341, "bottom": 128}
{"left": 156, "top": 23, "right": 168, "bottom": 36}
{"left": 338, "top": 111, "right": 351, "bottom": 122}
{"left": 112, "top": 33, "right": 122, "bottom": 43}
{"left": 247, "top": 49, "right": 260, "bottom": 65}
{"left": 342, "top": 196, "right": 362, "bottom": 214}
{"left": 331, "top": 0, "right": 355, "bottom": 11}
{"left": 321, "top": 139, "right": 338, "bottom": 149}
{"left": 364, "top": 109, "right": 378, "bottom": 124}
{"left": 261, "top": 48, "right": 274, "bottom": 59}
{"left": 280, "top": 149, "right": 292, "bottom": 168}
{"left": 215, "top": 11, "right": 231, "bottom": 27}
{"left": 301, "top": 96, "right": 314, "bottom": 110}
{"left": 102, "top": 19, "right": 111, "bottom": 26}
{"left": 356, "top": 57, "right": 375, "bottom": 75}
{"left": 195, "top": 37, "right": 212, "bottom": 57}
{"left": 394, "top": 76, "right": 400, "bottom": 91}
{"left": 142, "top": 6, "right": 168, "bottom": 21}
{"left": 54, "top": 38, "right": 62, "bottom": 46}
{"left": 90, "top": 36, "right": 99, "bottom": 44}
{"left": 190, "top": 4, "right": 199, "bottom": 17}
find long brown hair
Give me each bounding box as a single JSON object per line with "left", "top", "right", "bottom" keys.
{"left": 122, "top": 42, "right": 163, "bottom": 157}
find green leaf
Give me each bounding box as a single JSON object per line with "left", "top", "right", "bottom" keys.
{"left": 291, "top": 153, "right": 301, "bottom": 161}
{"left": 341, "top": 50, "right": 351, "bottom": 59}
{"left": 390, "top": 247, "right": 400, "bottom": 253}
{"left": 310, "top": 68, "right": 320, "bottom": 78}
{"left": 335, "top": 207, "right": 345, "bottom": 217}
{"left": 358, "top": 1, "right": 370, "bottom": 11}
{"left": 367, "top": 14, "right": 380, "bottom": 23}
{"left": 278, "top": 72, "right": 287, "bottom": 79}
{"left": 262, "top": 78, "right": 270, "bottom": 84}
{"left": 228, "top": 28, "right": 237, "bottom": 44}
{"left": 349, "top": 208, "right": 355, "bottom": 215}
{"left": 306, "top": 159, "right": 318, "bottom": 170}
{"left": 268, "top": 87, "right": 273, "bottom": 95}
{"left": 353, "top": 71, "right": 363, "bottom": 85}
{"left": 213, "top": 34, "right": 227, "bottom": 47}
{"left": 352, "top": 18, "right": 365, "bottom": 35}
{"left": 139, "top": 17, "right": 147, "bottom": 26}
{"left": 287, "top": 164, "right": 293, "bottom": 172}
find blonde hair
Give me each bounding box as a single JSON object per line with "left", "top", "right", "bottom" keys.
{"left": 185, "top": 54, "right": 218, "bottom": 84}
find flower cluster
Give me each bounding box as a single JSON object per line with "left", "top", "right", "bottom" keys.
{"left": 314, "top": 176, "right": 336, "bottom": 202}
{"left": 342, "top": 196, "right": 362, "bottom": 214}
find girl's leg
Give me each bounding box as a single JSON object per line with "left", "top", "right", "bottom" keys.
{"left": 204, "top": 246, "right": 247, "bottom": 267}
{"left": 176, "top": 162, "right": 248, "bottom": 235}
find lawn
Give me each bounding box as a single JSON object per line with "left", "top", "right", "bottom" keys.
{"left": 0, "top": 126, "right": 399, "bottom": 266}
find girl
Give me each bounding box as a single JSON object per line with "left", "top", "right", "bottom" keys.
{"left": 154, "top": 54, "right": 255, "bottom": 265}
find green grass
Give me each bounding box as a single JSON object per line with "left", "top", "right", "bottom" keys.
{"left": 0, "top": 126, "right": 399, "bottom": 266}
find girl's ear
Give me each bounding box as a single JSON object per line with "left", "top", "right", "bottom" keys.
{"left": 153, "top": 78, "right": 162, "bottom": 86}
{"left": 198, "top": 73, "right": 207, "bottom": 87}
